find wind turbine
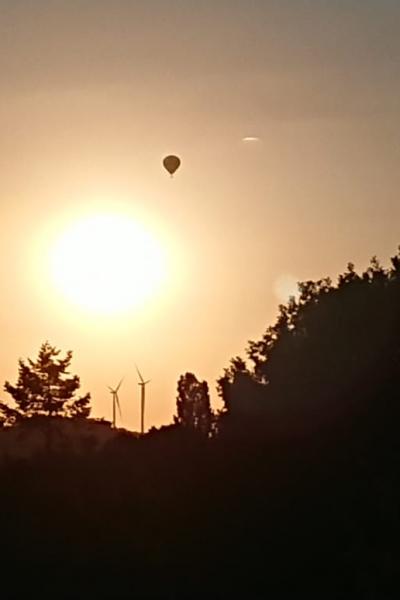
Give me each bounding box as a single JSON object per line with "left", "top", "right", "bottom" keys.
{"left": 135, "top": 365, "right": 150, "bottom": 435}
{"left": 108, "top": 379, "right": 123, "bottom": 429}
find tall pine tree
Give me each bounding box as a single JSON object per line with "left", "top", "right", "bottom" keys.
{"left": 0, "top": 342, "right": 91, "bottom": 425}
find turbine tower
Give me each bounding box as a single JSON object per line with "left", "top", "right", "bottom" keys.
{"left": 108, "top": 379, "right": 123, "bottom": 429}
{"left": 135, "top": 365, "right": 150, "bottom": 435}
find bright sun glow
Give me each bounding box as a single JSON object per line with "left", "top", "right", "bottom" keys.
{"left": 50, "top": 214, "right": 167, "bottom": 315}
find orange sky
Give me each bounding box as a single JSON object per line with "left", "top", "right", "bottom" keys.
{"left": 0, "top": 1, "right": 399, "bottom": 430}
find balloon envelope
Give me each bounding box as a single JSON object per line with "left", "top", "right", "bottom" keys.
{"left": 163, "top": 155, "right": 181, "bottom": 176}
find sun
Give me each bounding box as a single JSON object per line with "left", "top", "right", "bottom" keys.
{"left": 50, "top": 213, "right": 167, "bottom": 315}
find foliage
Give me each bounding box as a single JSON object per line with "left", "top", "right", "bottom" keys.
{"left": 218, "top": 249, "right": 400, "bottom": 438}
{"left": 0, "top": 342, "right": 91, "bottom": 425}
{"left": 175, "top": 372, "right": 213, "bottom": 436}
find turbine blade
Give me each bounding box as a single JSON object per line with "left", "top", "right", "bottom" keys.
{"left": 144, "top": 380, "right": 151, "bottom": 385}
{"left": 115, "top": 378, "right": 124, "bottom": 392}
{"left": 135, "top": 364, "right": 144, "bottom": 383}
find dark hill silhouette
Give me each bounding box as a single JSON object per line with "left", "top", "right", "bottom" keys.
{"left": 0, "top": 415, "right": 136, "bottom": 461}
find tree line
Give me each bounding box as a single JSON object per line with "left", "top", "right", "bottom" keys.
{"left": 2, "top": 247, "right": 400, "bottom": 445}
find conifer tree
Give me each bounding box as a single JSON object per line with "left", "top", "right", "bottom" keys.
{"left": 0, "top": 342, "right": 91, "bottom": 425}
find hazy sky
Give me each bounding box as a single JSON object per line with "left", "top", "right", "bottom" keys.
{"left": 0, "top": 0, "right": 399, "bottom": 429}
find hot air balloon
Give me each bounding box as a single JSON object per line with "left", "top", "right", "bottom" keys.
{"left": 163, "top": 155, "right": 181, "bottom": 177}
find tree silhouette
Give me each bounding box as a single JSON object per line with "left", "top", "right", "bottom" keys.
{"left": 0, "top": 342, "right": 91, "bottom": 425}
{"left": 218, "top": 249, "right": 400, "bottom": 439}
{"left": 175, "top": 372, "right": 213, "bottom": 436}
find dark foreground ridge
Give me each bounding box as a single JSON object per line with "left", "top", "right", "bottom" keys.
{"left": 0, "top": 422, "right": 397, "bottom": 598}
